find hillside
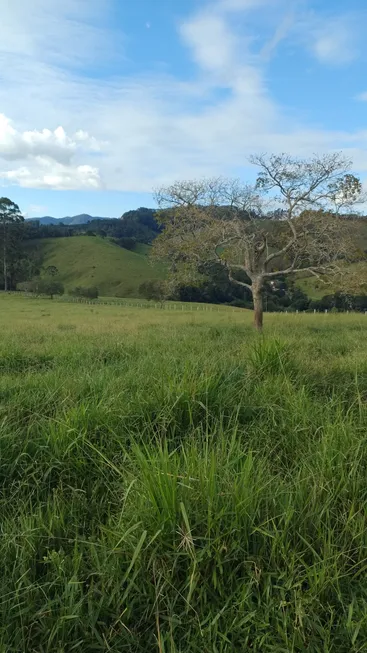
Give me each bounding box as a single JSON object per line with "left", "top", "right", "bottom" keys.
{"left": 291, "top": 218, "right": 367, "bottom": 299}
{"left": 29, "top": 236, "right": 165, "bottom": 297}
{"left": 296, "top": 261, "right": 366, "bottom": 299}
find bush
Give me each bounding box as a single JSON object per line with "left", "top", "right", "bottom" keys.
{"left": 139, "top": 280, "right": 167, "bottom": 304}
{"left": 228, "top": 299, "right": 250, "bottom": 309}
{"left": 69, "top": 286, "right": 99, "bottom": 299}
{"left": 17, "top": 281, "right": 34, "bottom": 293}
{"left": 115, "top": 237, "right": 136, "bottom": 250}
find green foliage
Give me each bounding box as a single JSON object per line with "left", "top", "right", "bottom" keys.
{"left": 118, "top": 207, "right": 161, "bottom": 242}
{"left": 44, "top": 264, "right": 59, "bottom": 276}
{"left": 28, "top": 278, "right": 65, "bottom": 298}
{"left": 115, "top": 236, "right": 136, "bottom": 250}
{"left": 0, "top": 295, "right": 367, "bottom": 650}
{"left": 250, "top": 338, "right": 290, "bottom": 375}
{"left": 310, "top": 291, "right": 367, "bottom": 312}
{"left": 0, "top": 197, "right": 24, "bottom": 290}
{"left": 69, "top": 286, "right": 99, "bottom": 299}
{"left": 139, "top": 279, "right": 168, "bottom": 303}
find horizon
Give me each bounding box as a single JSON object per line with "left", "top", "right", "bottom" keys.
{"left": 1, "top": 0, "right": 367, "bottom": 218}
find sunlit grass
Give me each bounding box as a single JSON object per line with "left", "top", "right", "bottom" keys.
{"left": 0, "top": 294, "right": 367, "bottom": 651}
{"left": 25, "top": 235, "right": 165, "bottom": 297}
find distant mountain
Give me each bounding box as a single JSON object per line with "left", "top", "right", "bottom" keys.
{"left": 28, "top": 216, "right": 59, "bottom": 225}
{"left": 26, "top": 214, "right": 112, "bottom": 226}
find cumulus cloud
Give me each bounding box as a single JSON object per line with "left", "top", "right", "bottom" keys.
{"left": 1, "top": 158, "right": 101, "bottom": 190}
{"left": 0, "top": 114, "right": 101, "bottom": 164}
{"left": 0, "top": 112, "right": 102, "bottom": 190}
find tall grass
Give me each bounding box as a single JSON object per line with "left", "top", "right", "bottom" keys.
{"left": 0, "top": 296, "right": 367, "bottom": 651}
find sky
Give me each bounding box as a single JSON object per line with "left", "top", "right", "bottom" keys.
{"left": 0, "top": 0, "right": 366, "bottom": 218}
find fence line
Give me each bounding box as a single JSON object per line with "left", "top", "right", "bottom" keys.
{"left": 2, "top": 291, "right": 236, "bottom": 313}
{"left": 2, "top": 291, "right": 367, "bottom": 314}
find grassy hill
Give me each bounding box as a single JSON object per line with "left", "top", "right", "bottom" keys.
{"left": 295, "top": 218, "right": 367, "bottom": 299}
{"left": 296, "top": 262, "right": 366, "bottom": 299}
{"left": 28, "top": 236, "right": 165, "bottom": 297}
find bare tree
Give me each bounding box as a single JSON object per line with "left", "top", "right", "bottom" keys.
{"left": 153, "top": 154, "right": 363, "bottom": 330}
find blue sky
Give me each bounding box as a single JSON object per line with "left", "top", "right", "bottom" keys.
{"left": 0, "top": 0, "right": 366, "bottom": 218}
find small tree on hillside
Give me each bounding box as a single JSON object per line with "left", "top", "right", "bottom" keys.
{"left": 44, "top": 265, "right": 59, "bottom": 277}
{"left": 153, "top": 153, "right": 363, "bottom": 330}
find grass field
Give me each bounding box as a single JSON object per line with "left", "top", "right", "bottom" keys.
{"left": 27, "top": 236, "right": 165, "bottom": 297}
{"left": 1, "top": 294, "right": 367, "bottom": 651}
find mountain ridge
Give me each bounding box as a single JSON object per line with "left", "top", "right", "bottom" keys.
{"left": 26, "top": 214, "right": 114, "bottom": 226}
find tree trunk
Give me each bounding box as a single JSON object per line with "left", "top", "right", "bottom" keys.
{"left": 3, "top": 239, "right": 7, "bottom": 292}
{"left": 252, "top": 282, "right": 263, "bottom": 331}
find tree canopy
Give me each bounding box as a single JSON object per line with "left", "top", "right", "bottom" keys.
{"left": 0, "top": 198, "right": 24, "bottom": 291}
{"left": 153, "top": 153, "right": 364, "bottom": 329}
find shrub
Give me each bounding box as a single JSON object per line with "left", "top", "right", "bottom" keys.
{"left": 115, "top": 237, "right": 136, "bottom": 250}
{"left": 17, "top": 281, "right": 34, "bottom": 292}
{"left": 69, "top": 286, "right": 99, "bottom": 299}
{"left": 139, "top": 280, "right": 167, "bottom": 305}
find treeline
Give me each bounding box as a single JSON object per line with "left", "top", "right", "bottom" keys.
{"left": 24, "top": 207, "right": 161, "bottom": 245}
{"left": 172, "top": 271, "right": 366, "bottom": 312}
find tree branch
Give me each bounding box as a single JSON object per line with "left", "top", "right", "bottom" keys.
{"left": 227, "top": 269, "right": 253, "bottom": 292}
{"left": 263, "top": 265, "right": 335, "bottom": 279}
{"left": 264, "top": 236, "right": 296, "bottom": 267}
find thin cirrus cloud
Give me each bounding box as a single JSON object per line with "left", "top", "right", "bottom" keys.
{"left": 0, "top": 0, "right": 366, "bottom": 193}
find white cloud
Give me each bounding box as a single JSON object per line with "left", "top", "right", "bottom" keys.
{"left": 356, "top": 92, "right": 367, "bottom": 102}
{"left": 218, "top": 0, "right": 272, "bottom": 11}
{"left": 28, "top": 204, "right": 48, "bottom": 215}
{"left": 180, "top": 13, "right": 237, "bottom": 75}
{"left": 0, "top": 0, "right": 117, "bottom": 70}
{"left": 308, "top": 17, "right": 358, "bottom": 65}
{"left": 2, "top": 158, "right": 101, "bottom": 190}
{"left": 0, "top": 111, "right": 102, "bottom": 190}
{"left": 260, "top": 9, "right": 295, "bottom": 59}
{"left": 0, "top": 114, "right": 101, "bottom": 163}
